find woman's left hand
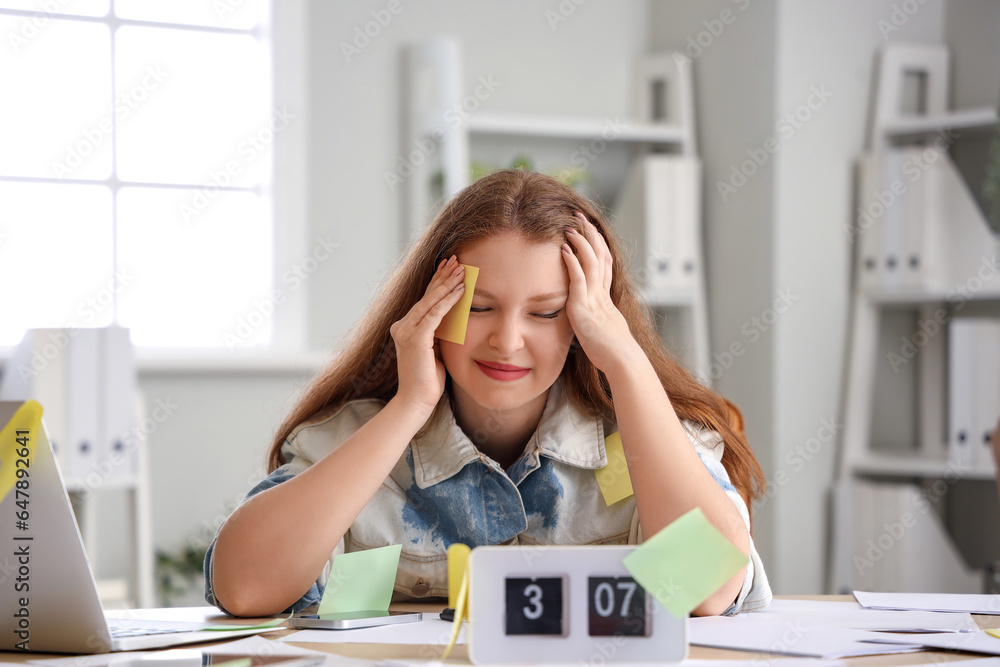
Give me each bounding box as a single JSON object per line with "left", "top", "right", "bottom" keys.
{"left": 561, "top": 212, "right": 640, "bottom": 374}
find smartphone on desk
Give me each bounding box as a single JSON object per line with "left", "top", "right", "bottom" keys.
{"left": 127, "top": 650, "right": 325, "bottom": 667}
{"left": 288, "top": 610, "right": 422, "bottom": 630}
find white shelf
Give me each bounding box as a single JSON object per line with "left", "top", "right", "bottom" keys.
{"left": 133, "top": 349, "right": 327, "bottom": 374}
{"left": 865, "top": 287, "right": 1000, "bottom": 305}
{"left": 640, "top": 285, "right": 696, "bottom": 308}
{"left": 832, "top": 43, "right": 1000, "bottom": 596}
{"left": 466, "top": 112, "right": 685, "bottom": 144}
{"left": 850, "top": 453, "right": 996, "bottom": 480}
{"left": 882, "top": 106, "right": 997, "bottom": 138}
{"left": 66, "top": 475, "right": 144, "bottom": 492}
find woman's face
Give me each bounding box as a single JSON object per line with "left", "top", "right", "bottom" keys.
{"left": 439, "top": 232, "right": 576, "bottom": 421}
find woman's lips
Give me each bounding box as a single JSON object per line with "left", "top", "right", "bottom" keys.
{"left": 476, "top": 360, "right": 530, "bottom": 381}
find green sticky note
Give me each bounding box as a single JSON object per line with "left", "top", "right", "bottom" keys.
{"left": 622, "top": 507, "right": 748, "bottom": 618}
{"left": 319, "top": 544, "right": 402, "bottom": 614}
{"left": 594, "top": 432, "right": 634, "bottom": 505}
{"left": 202, "top": 614, "right": 289, "bottom": 631}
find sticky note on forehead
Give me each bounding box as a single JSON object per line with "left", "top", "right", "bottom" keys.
{"left": 622, "top": 507, "right": 747, "bottom": 618}
{"left": 435, "top": 264, "right": 479, "bottom": 345}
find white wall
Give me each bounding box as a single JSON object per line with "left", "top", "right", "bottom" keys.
{"left": 648, "top": 0, "right": 780, "bottom": 586}
{"left": 91, "top": 0, "right": 999, "bottom": 601}
{"left": 114, "top": 0, "right": 653, "bottom": 601}
{"left": 305, "top": 0, "right": 650, "bottom": 344}
{"left": 651, "top": 0, "right": 948, "bottom": 595}
{"left": 770, "top": 0, "right": 944, "bottom": 594}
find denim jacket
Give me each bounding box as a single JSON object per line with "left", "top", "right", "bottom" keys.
{"left": 204, "top": 379, "right": 771, "bottom": 615}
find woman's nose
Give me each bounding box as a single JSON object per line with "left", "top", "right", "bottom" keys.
{"left": 488, "top": 316, "right": 524, "bottom": 355}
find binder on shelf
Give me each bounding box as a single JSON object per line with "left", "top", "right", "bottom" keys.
{"left": 0, "top": 329, "right": 70, "bottom": 474}
{"left": 614, "top": 154, "right": 701, "bottom": 298}
{"left": 65, "top": 328, "right": 101, "bottom": 482}
{"left": 947, "top": 319, "right": 977, "bottom": 469}
{"left": 855, "top": 155, "right": 880, "bottom": 291}
{"left": 899, "top": 149, "right": 944, "bottom": 290}
{"left": 0, "top": 327, "right": 138, "bottom": 486}
{"left": 974, "top": 318, "right": 1000, "bottom": 476}
{"left": 930, "top": 151, "right": 1000, "bottom": 291}
{"left": 101, "top": 325, "right": 139, "bottom": 481}
{"left": 879, "top": 150, "right": 907, "bottom": 291}
{"left": 849, "top": 480, "right": 979, "bottom": 593}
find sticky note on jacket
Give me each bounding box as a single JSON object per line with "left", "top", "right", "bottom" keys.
{"left": 595, "top": 431, "right": 634, "bottom": 505}
{"left": 435, "top": 264, "right": 479, "bottom": 345}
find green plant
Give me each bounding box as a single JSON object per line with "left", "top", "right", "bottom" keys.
{"left": 156, "top": 543, "right": 207, "bottom": 607}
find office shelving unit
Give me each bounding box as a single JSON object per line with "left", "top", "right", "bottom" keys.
{"left": 400, "top": 39, "right": 710, "bottom": 380}
{"left": 0, "top": 328, "right": 155, "bottom": 608}
{"left": 830, "top": 43, "right": 1000, "bottom": 594}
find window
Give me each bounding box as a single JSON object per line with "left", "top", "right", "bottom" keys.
{"left": 0, "top": 0, "right": 278, "bottom": 348}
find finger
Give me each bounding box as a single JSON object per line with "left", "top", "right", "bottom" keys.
{"left": 566, "top": 227, "right": 601, "bottom": 289}
{"left": 561, "top": 242, "right": 588, "bottom": 301}
{"left": 419, "top": 279, "right": 467, "bottom": 332}
{"left": 422, "top": 256, "right": 458, "bottom": 297}
{"left": 577, "top": 214, "right": 613, "bottom": 293}
{"left": 407, "top": 261, "right": 465, "bottom": 327}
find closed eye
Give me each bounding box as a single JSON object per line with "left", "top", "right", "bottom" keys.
{"left": 469, "top": 306, "right": 563, "bottom": 319}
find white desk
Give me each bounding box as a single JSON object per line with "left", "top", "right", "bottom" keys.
{"left": 6, "top": 597, "right": 1000, "bottom": 665}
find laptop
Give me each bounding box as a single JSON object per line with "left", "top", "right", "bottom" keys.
{"left": 0, "top": 401, "right": 274, "bottom": 653}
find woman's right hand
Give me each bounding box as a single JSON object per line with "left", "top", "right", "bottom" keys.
{"left": 390, "top": 256, "right": 466, "bottom": 413}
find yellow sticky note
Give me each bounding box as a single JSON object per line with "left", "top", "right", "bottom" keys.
{"left": 622, "top": 507, "right": 748, "bottom": 618}
{"left": 435, "top": 264, "right": 479, "bottom": 345}
{"left": 447, "top": 543, "right": 471, "bottom": 610}
{"left": 595, "top": 432, "right": 634, "bottom": 505}
{"left": 0, "top": 401, "right": 42, "bottom": 506}
{"left": 988, "top": 628, "right": 1000, "bottom": 640}
{"left": 318, "top": 544, "right": 401, "bottom": 614}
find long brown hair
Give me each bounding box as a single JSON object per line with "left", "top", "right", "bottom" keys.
{"left": 269, "top": 169, "right": 765, "bottom": 517}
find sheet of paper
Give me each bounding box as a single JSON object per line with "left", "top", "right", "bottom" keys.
{"left": 854, "top": 590, "right": 1000, "bottom": 615}
{"left": 688, "top": 615, "right": 923, "bottom": 658}
{"left": 594, "top": 431, "right": 633, "bottom": 505}
{"left": 747, "top": 598, "right": 977, "bottom": 632}
{"left": 377, "top": 660, "right": 850, "bottom": 667}
{"left": 434, "top": 264, "right": 479, "bottom": 345}
{"left": 865, "top": 629, "right": 1000, "bottom": 656}
{"left": 281, "top": 617, "right": 465, "bottom": 646}
{"left": 27, "top": 636, "right": 355, "bottom": 667}
{"left": 319, "top": 545, "right": 402, "bottom": 615}
{"left": 622, "top": 507, "right": 748, "bottom": 618}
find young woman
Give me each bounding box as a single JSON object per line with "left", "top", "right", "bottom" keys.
{"left": 206, "top": 169, "right": 771, "bottom": 618}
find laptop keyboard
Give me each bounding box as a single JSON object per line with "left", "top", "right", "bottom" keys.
{"left": 107, "top": 619, "right": 211, "bottom": 638}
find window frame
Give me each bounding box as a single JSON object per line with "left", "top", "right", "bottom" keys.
{"left": 0, "top": 0, "right": 312, "bottom": 367}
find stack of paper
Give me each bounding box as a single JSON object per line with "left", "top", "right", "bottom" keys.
{"left": 687, "top": 614, "right": 923, "bottom": 659}
{"left": 855, "top": 590, "right": 1000, "bottom": 615}
{"left": 752, "top": 599, "right": 977, "bottom": 632}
